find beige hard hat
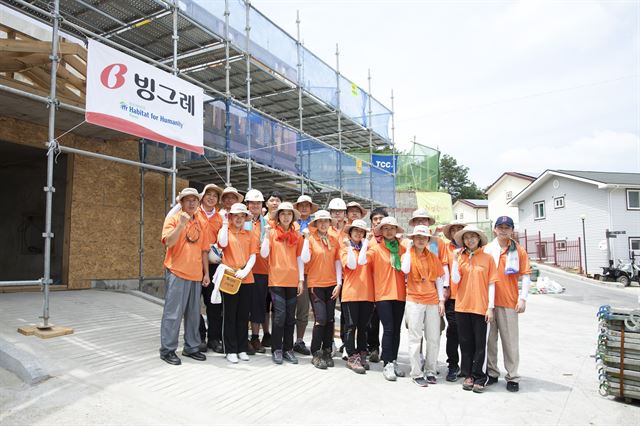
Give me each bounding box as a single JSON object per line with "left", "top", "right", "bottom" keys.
{"left": 177, "top": 188, "right": 202, "bottom": 202}
{"left": 407, "top": 225, "right": 438, "bottom": 240}
{"left": 344, "top": 219, "right": 369, "bottom": 235}
{"left": 200, "top": 183, "right": 223, "bottom": 199}
{"left": 442, "top": 220, "right": 467, "bottom": 241}
{"left": 309, "top": 210, "right": 332, "bottom": 227}
{"left": 346, "top": 201, "right": 368, "bottom": 218}
{"left": 294, "top": 194, "right": 319, "bottom": 213}
{"left": 408, "top": 208, "right": 436, "bottom": 226}
{"left": 221, "top": 186, "right": 244, "bottom": 203}
{"left": 374, "top": 216, "right": 404, "bottom": 234}
{"left": 229, "top": 203, "right": 250, "bottom": 216}
{"left": 275, "top": 202, "right": 301, "bottom": 222}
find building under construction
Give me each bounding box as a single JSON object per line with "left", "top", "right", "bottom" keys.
{"left": 0, "top": 0, "right": 395, "bottom": 308}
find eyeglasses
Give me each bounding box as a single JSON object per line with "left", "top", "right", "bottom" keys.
{"left": 185, "top": 221, "right": 201, "bottom": 243}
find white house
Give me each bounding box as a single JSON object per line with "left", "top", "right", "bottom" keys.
{"left": 485, "top": 172, "right": 536, "bottom": 227}
{"left": 509, "top": 170, "right": 640, "bottom": 276}
{"left": 452, "top": 199, "right": 489, "bottom": 223}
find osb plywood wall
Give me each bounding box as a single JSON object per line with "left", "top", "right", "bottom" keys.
{"left": 0, "top": 117, "right": 188, "bottom": 289}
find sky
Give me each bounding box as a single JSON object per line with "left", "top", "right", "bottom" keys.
{"left": 253, "top": 0, "right": 640, "bottom": 187}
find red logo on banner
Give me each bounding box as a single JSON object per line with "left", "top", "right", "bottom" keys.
{"left": 100, "top": 64, "right": 128, "bottom": 89}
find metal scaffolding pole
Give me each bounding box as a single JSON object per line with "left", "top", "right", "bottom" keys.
{"left": 38, "top": 0, "right": 62, "bottom": 329}
{"left": 296, "top": 10, "right": 304, "bottom": 195}
{"left": 171, "top": 1, "right": 179, "bottom": 204}
{"left": 391, "top": 89, "right": 396, "bottom": 200}
{"left": 224, "top": 0, "right": 231, "bottom": 186}
{"left": 367, "top": 69, "right": 374, "bottom": 211}
{"left": 335, "top": 44, "right": 343, "bottom": 198}
{"left": 139, "top": 141, "right": 145, "bottom": 290}
{"left": 245, "top": 0, "right": 252, "bottom": 189}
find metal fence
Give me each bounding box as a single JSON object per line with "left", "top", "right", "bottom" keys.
{"left": 515, "top": 230, "right": 583, "bottom": 274}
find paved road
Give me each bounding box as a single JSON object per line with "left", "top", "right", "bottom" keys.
{"left": 1, "top": 289, "right": 639, "bottom": 425}
{"left": 539, "top": 268, "right": 639, "bottom": 309}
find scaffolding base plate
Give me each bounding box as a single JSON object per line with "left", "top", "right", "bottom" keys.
{"left": 17, "top": 325, "right": 74, "bottom": 339}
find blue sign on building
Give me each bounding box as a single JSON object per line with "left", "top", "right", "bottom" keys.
{"left": 371, "top": 154, "right": 397, "bottom": 174}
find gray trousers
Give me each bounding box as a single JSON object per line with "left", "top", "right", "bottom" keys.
{"left": 160, "top": 270, "right": 202, "bottom": 356}
{"left": 295, "top": 275, "right": 310, "bottom": 339}
{"left": 487, "top": 306, "right": 520, "bottom": 382}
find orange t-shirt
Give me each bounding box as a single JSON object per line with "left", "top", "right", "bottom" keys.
{"left": 402, "top": 237, "right": 448, "bottom": 265}
{"left": 252, "top": 219, "right": 269, "bottom": 275}
{"left": 454, "top": 250, "right": 499, "bottom": 316}
{"left": 406, "top": 248, "right": 445, "bottom": 305}
{"left": 222, "top": 224, "right": 259, "bottom": 284}
{"left": 340, "top": 245, "right": 374, "bottom": 302}
{"left": 306, "top": 231, "right": 341, "bottom": 288}
{"left": 329, "top": 226, "right": 348, "bottom": 249}
{"left": 494, "top": 243, "right": 531, "bottom": 309}
{"left": 369, "top": 240, "right": 406, "bottom": 302}
{"left": 197, "top": 207, "right": 223, "bottom": 245}
{"left": 162, "top": 212, "right": 209, "bottom": 281}
{"left": 266, "top": 229, "right": 304, "bottom": 287}
{"left": 445, "top": 242, "right": 461, "bottom": 299}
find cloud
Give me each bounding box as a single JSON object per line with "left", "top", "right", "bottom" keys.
{"left": 497, "top": 131, "right": 640, "bottom": 175}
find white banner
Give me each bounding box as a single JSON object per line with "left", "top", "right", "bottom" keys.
{"left": 86, "top": 39, "right": 204, "bottom": 154}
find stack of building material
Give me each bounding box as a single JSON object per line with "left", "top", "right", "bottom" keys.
{"left": 596, "top": 305, "right": 640, "bottom": 402}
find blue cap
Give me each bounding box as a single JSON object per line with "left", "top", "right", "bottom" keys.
{"left": 495, "top": 216, "right": 514, "bottom": 228}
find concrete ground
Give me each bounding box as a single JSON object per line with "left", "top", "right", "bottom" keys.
{"left": 0, "top": 271, "right": 639, "bottom": 425}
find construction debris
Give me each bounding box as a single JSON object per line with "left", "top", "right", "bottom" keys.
{"left": 596, "top": 305, "right": 640, "bottom": 402}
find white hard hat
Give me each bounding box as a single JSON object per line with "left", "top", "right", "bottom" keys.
{"left": 328, "top": 198, "right": 347, "bottom": 211}
{"left": 245, "top": 189, "right": 264, "bottom": 202}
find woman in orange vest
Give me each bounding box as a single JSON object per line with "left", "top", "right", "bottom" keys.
{"left": 368, "top": 216, "right": 407, "bottom": 381}
{"left": 300, "top": 210, "right": 342, "bottom": 369}
{"left": 340, "top": 219, "right": 374, "bottom": 374}
{"left": 450, "top": 225, "right": 498, "bottom": 393}
{"left": 260, "top": 202, "right": 307, "bottom": 365}
{"left": 217, "top": 203, "right": 259, "bottom": 364}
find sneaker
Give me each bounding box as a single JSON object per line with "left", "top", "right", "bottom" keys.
{"left": 425, "top": 375, "right": 437, "bottom": 384}
{"left": 272, "top": 349, "right": 283, "bottom": 365}
{"left": 393, "top": 361, "right": 405, "bottom": 378}
{"left": 486, "top": 376, "right": 499, "bottom": 386}
{"left": 446, "top": 366, "right": 460, "bottom": 382}
{"left": 225, "top": 353, "right": 239, "bottom": 364}
{"left": 346, "top": 354, "right": 366, "bottom": 374}
{"left": 198, "top": 342, "right": 208, "bottom": 353}
{"left": 359, "top": 352, "right": 370, "bottom": 371}
{"left": 261, "top": 332, "right": 272, "bottom": 348}
{"left": 293, "top": 341, "right": 311, "bottom": 356}
{"left": 341, "top": 347, "right": 348, "bottom": 361}
{"left": 312, "top": 351, "right": 328, "bottom": 369}
{"left": 250, "top": 337, "right": 266, "bottom": 354}
{"left": 412, "top": 376, "right": 429, "bottom": 387}
{"left": 383, "top": 362, "right": 397, "bottom": 381}
{"left": 472, "top": 383, "right": 486, "bottom": 393}
{"left": 283, "top": 350, "right": 299, "bottom": 364}
{"left": 506, "top": 381, "right": 519, "bottom": 392}
{"left": 208, "top": 339, "right": 224, "bottom": 354}
{"left": 323, "top": 348, "right": 335, "bottom": 368}
{"left": 368, "top": 349, "right": 380, "bottom": 363}
{"left": 462, "top": 377, "right": 474, "bottom": 391}
{"left": 238, "top": 352, "right": 250, "bottom": 361}
{"left": 245, "top": 342, "right": 256, "bottom": 356}
{"left": 160, "top": 351, "right": 181, "bottom": 366}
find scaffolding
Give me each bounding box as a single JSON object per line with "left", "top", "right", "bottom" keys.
{"left": 0, "top": 0, "right": 396, "bottom": 327}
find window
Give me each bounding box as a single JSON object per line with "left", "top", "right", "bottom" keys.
{"left": 534, "top": 201, "right": 545, "bottom": 220}
{"left": 627, "top": 189, "right": 640, "bottom": 210}
{"left": 554, "top": 197, "right": 565, "bottom": 209}
{"left": 556, "top": 240, "right": 567, "bottom": 251}
{"left": 456, "top": 212, "right": 464, "bottom": 220}
{"left": 506, "top": 191, "right": 513, "bottom": 200}
{"left": 630, "top": 237, "right": 640, "bottom": 258}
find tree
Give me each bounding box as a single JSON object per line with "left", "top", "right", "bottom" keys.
{"left": 439, "top": 154, "right": 486, "bottom": 202}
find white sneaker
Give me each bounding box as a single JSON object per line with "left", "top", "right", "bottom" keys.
{"left": 238, "top": 352, "right": 250, "bottom": 361}
{"left": 383, "top": 362, "right": 397, "bottom": 381}
{"left": 393, "top": 361, "right": 406, "bottom": 377}
{"left": 226, "top": 353, "right": 239, "bottom": 364}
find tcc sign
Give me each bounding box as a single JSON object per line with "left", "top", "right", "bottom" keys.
{"left": 372, "top": 154, "right": 397, "bottom": 173}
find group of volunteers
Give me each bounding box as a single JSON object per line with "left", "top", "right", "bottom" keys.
{"left": 159, "top": 183, "right": 532, "bottom": 393}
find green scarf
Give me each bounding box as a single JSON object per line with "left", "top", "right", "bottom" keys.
{"left": 385, "top": 239, "right": 401, "bottom": 271}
